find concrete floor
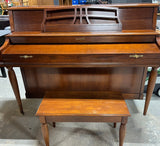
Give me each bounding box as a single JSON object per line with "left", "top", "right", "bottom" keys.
{"left": 0, "top": 68, "right": 160, "bottom": 146}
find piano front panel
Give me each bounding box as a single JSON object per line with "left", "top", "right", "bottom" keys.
{"left": 21, "top": 67, "right": 146, "bottom": 99}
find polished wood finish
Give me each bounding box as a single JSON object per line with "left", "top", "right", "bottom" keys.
{"left": 8, "top": 34, "right": 156, "bottom": 44}
{"left": 36, "top": 93, "right": 130, "bottom": 117}
{"left": 42, "top": 7, "right": 121, "bottom": 32}
{"left": 119, "top": 117, "right": 128, "bottom": 146}
{"left": 7, "top": 67, "right": 24, "bottom": 114}
{"left": 0, "top": 38, "right": 9, "bottom": 63}
{"left": 0, "top": 38, "right": 9, "bottom": 53}
{"left": 152, "top": 7, "right": 158, "bottom": 30}
{"left": 7, "top": 4, "right": 158, "bottom": 32}
{"left": 39, "top": 116, "right": 49, "bottom": 146}
{"left": 2, "top": 44, "right": 160, "bottom": 66}
{"left": 3, "top": 43, "right": 160, "bottom": 54}
{"left": 36, "top": 92, "right": 130, "bottom": 146}
{"left": 8, "top": 11, "right": 14, "bottom": 32}
{"left": 143, "top": 67, "right": 158, "bottom": 115}
{"left": 42, "top": 91, "right": 137, "bottom": 99}
{"left": 0, "top": 4, "right": 159, "bottom": 116}
{"left": 20, "top": 68, "right": 146, "bottom": 99}
{"left": 13, "top": 10, "right": 43, "bottom": 32}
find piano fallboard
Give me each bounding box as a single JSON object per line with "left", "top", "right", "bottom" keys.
{"left": 2, "top": 43, "right": 160, "bottom": 67}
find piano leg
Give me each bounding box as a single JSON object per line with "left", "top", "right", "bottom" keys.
{"left": 143, "top": 67, "right": 158, "bottom": 115}
{"left": 1, "top": 67, "right": 7, "bottom": 77}
{"left": 113, "top": 123, "right": 116, "bottom": 128}
{"left": 7, "top": 67, "right": 24, "bottom": 114}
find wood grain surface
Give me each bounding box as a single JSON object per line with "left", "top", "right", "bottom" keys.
{"left": 3, "top": 43, "right": 160, "bottom": 54}
{"left": 36, "top": 92, "right": 130, "bottom": 117}
{"left": 20, "top": 67, "right": 146, "bottom": 99}
{"left": 8, "top": 4, "right": 158, "bottom": 32}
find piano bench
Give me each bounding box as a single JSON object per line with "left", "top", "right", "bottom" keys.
{"left": 36, "top": 93, "right": 130, "bottom": 146}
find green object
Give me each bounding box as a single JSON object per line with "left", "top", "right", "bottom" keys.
{"left": 0, "top": 5, "right": 2, "bottom": 15}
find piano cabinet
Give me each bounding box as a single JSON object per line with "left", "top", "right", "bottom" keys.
{"left": 0, "top": 4, "right": 160, "bottom": 115}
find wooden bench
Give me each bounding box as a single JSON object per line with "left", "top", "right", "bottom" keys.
{"left": 36, "top": 91, "right": 130, "bottom": 146}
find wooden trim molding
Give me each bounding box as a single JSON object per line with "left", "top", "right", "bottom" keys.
{"left": 8, "top": 11, "right": 15, "bottom": 32}
{"left": 156, "top": 36, "right": 160, "bottom": 47}
{"left": 0, "top": 38, "right": 10, "bottom": 54}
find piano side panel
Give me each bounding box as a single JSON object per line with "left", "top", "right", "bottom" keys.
{"left": 11, "top": 7, "right": 156, "bottom": 32}
{"left": 20, "top": 67, "right": 146, "bottom": 99}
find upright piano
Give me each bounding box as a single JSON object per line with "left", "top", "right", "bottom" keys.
{"left": 0, "top": 4, "right": 160, "bottom": 115}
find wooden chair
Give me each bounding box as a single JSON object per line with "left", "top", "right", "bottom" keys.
{"left": 36, "top": 91, "right": 130, "bottom": 146}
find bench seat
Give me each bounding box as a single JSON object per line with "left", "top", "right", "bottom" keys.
{"left": 36, "top": 91, "right": 130, "bottom": 146}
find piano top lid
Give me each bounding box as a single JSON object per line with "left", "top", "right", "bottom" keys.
{"left": 8, "top": 3, "right": 159, "bottom": 10}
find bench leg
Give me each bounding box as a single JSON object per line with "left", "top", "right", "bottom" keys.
{"left": 119, "top": 117, "right": 128, "bottom": 146}
{"left": 53, "top": 122, "right": 56, "bottom": 128}
{"left": 39, "top": 117, "right": 49, "bottom": 146}
{"left": 113, "top": 123, "right": 116, "bottom": 128}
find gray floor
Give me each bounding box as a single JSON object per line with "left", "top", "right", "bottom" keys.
{"left": 0, "top": 67, "right": 160, "bottom": 146}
